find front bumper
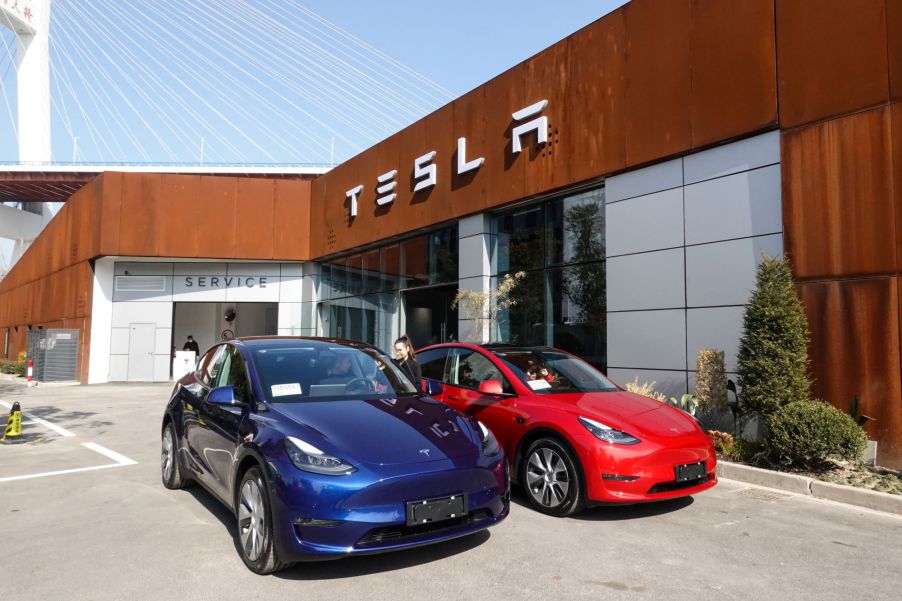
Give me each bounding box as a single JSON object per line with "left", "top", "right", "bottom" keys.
{"left": 267, "top": 454, "right": 510, "bottom": 561}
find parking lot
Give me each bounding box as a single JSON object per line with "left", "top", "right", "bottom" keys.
{"left": 2, "top": 380, "right": 901, "bottom": 601}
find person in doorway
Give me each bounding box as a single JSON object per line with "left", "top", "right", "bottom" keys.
{"left": 183, "top": 335, "right": 200, "bottom": 355}
{"left": 393, "top": 334, "right": 422, "bottom": 392}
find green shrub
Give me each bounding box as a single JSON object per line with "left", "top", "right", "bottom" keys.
{"left": 736, "top": 255, "right": 811, "bottom": 417}
{"left": 766, "top": 400, "right": 867, "bottom": 470}
{"left": 0, "top": 359, "right": 26, "bottom": 376}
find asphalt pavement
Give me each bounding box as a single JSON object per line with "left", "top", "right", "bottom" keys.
{"left": 1, "top": 380, "right": 900, "bottom": 601}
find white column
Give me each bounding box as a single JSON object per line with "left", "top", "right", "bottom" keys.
{"left": 457, "top": 214, "right": 494, "bottom": 343}
{"left": 88, "top": 258, "right": 115, "bottom": 384}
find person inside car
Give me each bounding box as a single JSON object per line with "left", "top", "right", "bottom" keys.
{"left": 320, "top": 355, "right": 354, "bottom": 385}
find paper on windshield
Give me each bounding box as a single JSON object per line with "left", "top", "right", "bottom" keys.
{"left": 527, "top": 379, "right": 551, "bottom": 390}
{"left": 271, "top": 383, "right": 302, "bottom": 397}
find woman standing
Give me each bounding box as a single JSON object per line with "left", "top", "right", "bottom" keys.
{"left": 393, "top": 335, "right": 423, "bottom": 392}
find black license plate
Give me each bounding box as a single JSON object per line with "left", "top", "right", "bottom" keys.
{"left": 675, "top": 461, "right": 706, "bottom": 482}
{"left": 406, "top": 494, "right": 467, "bottom": 526}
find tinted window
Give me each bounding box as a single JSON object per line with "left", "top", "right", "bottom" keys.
{"left": 492, "top": 350, "right": 617, "bottom": 394}
{"left": 198, "top": 345, "right": 226, "bottom": 387}
{"left": 417, "top": 348, "right": 449, "bottom": 381}
{"left": 251, "top": 345, "right": 418, "bottom": 402}
{"left": 447, "top": 348, "right": 513, "bottom": 394}
{"left": 215, "top": 347, "right": 250, "bottom": 402}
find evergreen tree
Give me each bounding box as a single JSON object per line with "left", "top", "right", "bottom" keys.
{"left": 736, "top": 255, "right": 811, "bottom": 417}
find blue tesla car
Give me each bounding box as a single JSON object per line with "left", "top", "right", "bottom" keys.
{"left": 160, "top": 337, "right": 509, "bottom": 574}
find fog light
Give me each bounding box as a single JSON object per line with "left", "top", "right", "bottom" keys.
{"left": 294, "top": 517, "right": 344, "bottom": 527}
{"left": 602, "top": 474, "right": 639, "bottom": 481}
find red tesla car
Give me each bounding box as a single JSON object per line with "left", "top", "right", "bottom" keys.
{"left": 416, "top": 343, "right": 717, "bottom": 516}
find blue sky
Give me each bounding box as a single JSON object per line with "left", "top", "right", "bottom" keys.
{"left": 0, "top": 0, "right": 628, "bottom": 165}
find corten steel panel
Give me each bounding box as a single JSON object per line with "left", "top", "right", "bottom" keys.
{"left": 158, "top": 175, "right": 201, "bottom": 258}
{"left": 890, "top": 1, "right": 902, "bottom": 101}
{"left": 798, "top": 278, "right": 902, "bottom": 469}
{"left": 524, "top": 40, "right": 572, "bottom": 195}
{"left": 368, "top": 127, "right": 403, "bottom": 244}
{"left": 273, "top": 179, "right": 311, "bottom": 260}
{"left": 452, "top": 86, "right": 490, "bottom": 209}
{"left": 782, "top": 107, "right": 896, "bottom": 279}
{"left": 118, "top": 173, "right": 162, "bottom": 257}
{"left": 894, "top": 103, "right": 902, "bottom": 272}
{"left": 418, "top": 104, "right": 457, "bottom": 227}
{"left": 236, "top": 178, "right": 276, "bottom": 259}
{"left": 622, "top": 0, "right": 693, "bottom": 167}
{"left": 68, "top": 181, "right": 100, "bottom": 264}
{"left": 195, "top": 177, "right": 238, "bottom": 259}
{"left": 310, "top": 150, "right": 363, "bottom": 257}
{"left": 567, "top": 9, "right": 628, "bottom": 183}
{"left": 776, "top": 0, "right": 889, "bottom": 129}
{"left": 98, "top": 172, "right": 124, "bottom": 256}
{"left": 481, "top": 67, "right": 528, "bottom": 210}
{"left": 689, "top": 0, "right": 778, "bottom": 147}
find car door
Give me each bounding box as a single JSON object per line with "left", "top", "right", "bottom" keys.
{"left": 196, "top": 345, "right": 251, "bottom": 503}
{"left": 442, "top": 347, "right": 522, "bottom": 453}
{"left": 416, "top": 347, "right": 451, "bottom": 395}
{"left": 183, "top": 344, "right": 226, "bottom": 484}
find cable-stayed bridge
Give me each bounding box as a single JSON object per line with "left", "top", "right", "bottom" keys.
{"left": 0, "top": 1, "right": 455, "bottom": 276}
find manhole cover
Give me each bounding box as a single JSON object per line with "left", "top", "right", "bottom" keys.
{"left": 732, "top": 487, "right": 792, "bottom": 502}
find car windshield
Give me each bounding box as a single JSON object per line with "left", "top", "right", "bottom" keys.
{"left": 251, "top": 345, "right": 419, "bottom": 402}
{"left": 491, "top": 350, "right": 618, "bottom": 394}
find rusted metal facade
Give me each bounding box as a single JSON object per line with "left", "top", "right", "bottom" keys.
{"left": 1, "top": 0, "right": 900, "bottom": 465}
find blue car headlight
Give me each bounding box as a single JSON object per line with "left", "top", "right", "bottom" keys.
{"left": 477, "top": 421, "right": 501, "bottom": 457}
{"left": 578, "top": 416, "right": 640, "bottom": 445}
{"left": 284, "top": 436, "right": 357, "bottom": 475}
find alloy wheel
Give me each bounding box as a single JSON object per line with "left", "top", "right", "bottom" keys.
{"left": 238, "top": 479, "right": 266, "bottom": 562}
{"left": 161, "top": 427, "right": 174, "bottom": 482}
{"left": 526, "top": 447, "right": 571, "bottom": 509}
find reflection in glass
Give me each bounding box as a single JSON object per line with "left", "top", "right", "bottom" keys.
{"left": 493, "top": 205, "right": 545, "bottom": 274}
{"left": 400, "top": 235, "right": 429, "bottom": 288}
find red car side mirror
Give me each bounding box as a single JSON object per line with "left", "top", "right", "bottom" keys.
{"left": 477, "top": 379, "right": 504, "bottom": 395}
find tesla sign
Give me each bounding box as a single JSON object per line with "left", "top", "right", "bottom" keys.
{"left": 345, "top": 99, "right": 549, "bottom": 219}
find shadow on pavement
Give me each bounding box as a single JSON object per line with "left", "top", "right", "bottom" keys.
{"left": 510, "top": 486, "right": 694, "bottom": 521}
{"left": 180, "top": 480, "right": 491, "bottom": 579}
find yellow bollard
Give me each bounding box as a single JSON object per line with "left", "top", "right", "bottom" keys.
{"left": 2, "top": 402, "right": 22, "bottom": 439}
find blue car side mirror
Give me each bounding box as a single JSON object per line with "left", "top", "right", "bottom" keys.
{"left": 208, "top": 385, "right": 240, "bottom": 406}
{"left": 426, "top": 380, "right": 444, "bottom": 396}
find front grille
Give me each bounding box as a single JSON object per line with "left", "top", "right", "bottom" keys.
{"left": 647, "top": 474, "right": 712, "bottom": 494}
{"left": 355, "top": 509, "right": 494, "bottom": 549}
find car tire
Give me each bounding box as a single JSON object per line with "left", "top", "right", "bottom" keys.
{"left": 521, "top": 437, "right": 585, "bottom": 517}
{"left": 237, "top": 467, "right": 286, "bottom": 575}
{"left": 161, "top": 423, "right": 190, "bottom": 490}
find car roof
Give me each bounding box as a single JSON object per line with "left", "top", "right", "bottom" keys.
{"left": 232, "top": 336, "right": 380, "bottom": 352}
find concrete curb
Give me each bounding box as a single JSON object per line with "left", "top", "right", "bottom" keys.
{"left": 717, "top": 461, "right": 902, "bottom": 516}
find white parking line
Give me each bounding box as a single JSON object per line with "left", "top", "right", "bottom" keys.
{"left": 0, "top": 400, "right": 75, "bottom": 437}
{"left": 0, "top": 399, "right": 138, "bottom": 483}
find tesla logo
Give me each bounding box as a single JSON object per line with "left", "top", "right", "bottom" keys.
{"left": 419, "top": 449, "right": 430, "bottom": 456}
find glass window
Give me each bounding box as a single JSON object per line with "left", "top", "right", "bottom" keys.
{"left": 417, "top": 348, "right": 449, "bottom": 381}
{"left": 495, "top": 270, "right": 545, "bottom": 346}
{"left": 491, "top": 349, "right": 616, "bottom": 394}
{"left": 380, "top": 244, "right": 400, "bottom": 291}
{"left": 546, "top": 188, "right": 605, "bottom": 266}
{"left": 446, "top": 347, "right": 513, "bottom": 393}
{"left": 199, "top": 344, "right": 227, "bottom": 387}
{"left": 494, "top": 205, "right": 545, "bottom": 273}
{"left": 345, "top": 254, "right": 363, "bottom": 296}
{"left": 429, "top": 227, "right": 458, "bottom": 285}
{"left": 400, "top": 235, "right": 429, "bottom": 288}
{"left": 363, "top": 249, "right": 380, "bottom": 293}
{"left": 215, "top": 346, "right": 251, "bottom": 402}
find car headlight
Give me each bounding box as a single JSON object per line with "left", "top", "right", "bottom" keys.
{"left": 284, "top": 436, "right": 356, "bottom": 475}
{"left": 578, "top": 416, "right": 640, "bottom": 445}
{"left": 477, "top": 421, "right": 501, "bottom": 457}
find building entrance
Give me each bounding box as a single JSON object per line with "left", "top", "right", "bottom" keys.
{"left": 401, "top": 285, "right": 458, "bottom": 349}
{"left": 172, "top": 302, "right": 278, "bottom": 357}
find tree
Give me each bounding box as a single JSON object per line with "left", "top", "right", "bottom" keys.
{"left": 736, "top": 254, "right": 811, "bottom": 417}
{"left": 562, "top": 201, "right": 605, "bottom": 326}
{"left": 452, "top": 271, "right": 525, "bottom": 342}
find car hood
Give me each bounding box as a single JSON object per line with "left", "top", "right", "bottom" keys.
{"left": 569, "top": 391, "right": 701, "bottom": 438}
{"left": 270, "top": 395, "right": 479, "bottom": 466}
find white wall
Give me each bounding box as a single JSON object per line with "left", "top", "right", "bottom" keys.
{"left": 605, "top": 131, "right": 782, "bottom": 395}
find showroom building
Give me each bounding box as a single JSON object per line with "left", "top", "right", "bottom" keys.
{"left": 1, "top": 0, "right": 901, "bottom": 467}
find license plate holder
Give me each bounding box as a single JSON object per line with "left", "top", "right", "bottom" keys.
{"left": 406, "top": 494, "right": 467, "bottom": 527}
{"left": 675, "top": 461, "right": 706, "bottom": 483}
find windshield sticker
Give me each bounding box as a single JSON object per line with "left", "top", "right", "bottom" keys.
{"left": 271, "top": 383, "right": 302, "bottom": 397}
{"left": 527, "top": 379, "right": 551, "bottom": 390}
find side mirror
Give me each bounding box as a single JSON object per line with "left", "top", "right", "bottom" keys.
{"left": 208, "top": 386, "right": 240, "bottom": 406}
{"left": 426, "top": 379, "right": 444, "bottom": 396}
{"left": 477, "top": 379, "right": 504, "bottom": 395}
